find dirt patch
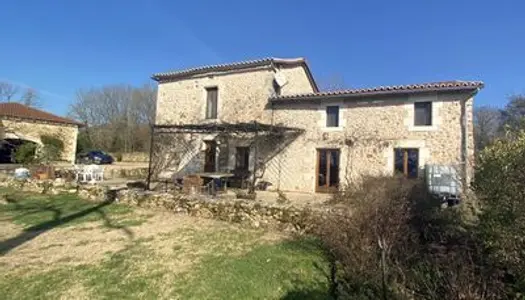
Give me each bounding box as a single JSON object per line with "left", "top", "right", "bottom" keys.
{"left": 0, "top": 209, "right": 288, "bottom": 276}
{"left": 0, "top": 220, "right": 131, "bottom": 273}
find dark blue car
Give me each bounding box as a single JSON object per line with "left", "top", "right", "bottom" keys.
{"left": 76, "top": 150, "right": 114, "bottom": 165}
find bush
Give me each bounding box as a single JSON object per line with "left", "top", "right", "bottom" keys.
{"left": 39, "top": 134, "right": 64, "bottom": 162}
{"left": 14, "top": 142, "right": 37, "bottom": 164}
{"left": 316, "top": 176, "right": 420, "bottom": 298}
{"left": 473, "top": 131, "right": 525, "bottom": 295}
{"left": 316, "top": 175, "right": 505, "bottom": 299}
{"left": 40, "top": 134, "right": 64, "bottom": 151}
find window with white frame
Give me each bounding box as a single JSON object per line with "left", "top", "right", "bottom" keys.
{"left": 326, "top": 106, "right": 340, "bottom": 127}
{"left": 414, "top": 101, "right": 432, "bottom": 126}
{"left": 205, "top": 87, "right": 218, "bottom": 119}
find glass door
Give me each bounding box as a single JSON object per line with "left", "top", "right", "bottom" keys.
{"left": 316, "top": 149, "right": 340, "bottom": 192}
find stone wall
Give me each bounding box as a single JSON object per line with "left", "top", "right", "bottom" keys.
{"left": 155, "top": 65, "right": 315, "bottom": 125}
{"left": 0, "top": 118, "right": 78, "bottom": 163}
{"left": 264, "top": 92, "right": 475, "bottom": 192}
{"left": 120, "top": 152, "right": 149, "bottom": 162}
{"left": 0, "top": 177, "right": 334, "bottom": 233}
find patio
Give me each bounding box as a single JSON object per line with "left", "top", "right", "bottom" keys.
{"left": 146, "top": 121, "right": 304, "bottom": 196}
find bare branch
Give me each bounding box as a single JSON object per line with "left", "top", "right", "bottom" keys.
{"left": 20, "top": 88, "right": 41, "bottom": 107}
{"left": 0, "top": 82, "right": 20, "bottom": 101}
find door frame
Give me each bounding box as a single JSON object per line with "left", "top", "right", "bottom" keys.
{"left": 315, "top": 148, "right": 340, "bottom": 193}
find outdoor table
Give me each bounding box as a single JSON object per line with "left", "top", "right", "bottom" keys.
{"left": 195, "top": 172, "right": 234, "bottom": 194}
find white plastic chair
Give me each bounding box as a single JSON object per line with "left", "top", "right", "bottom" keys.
{"left": 92, "top": 165, "right": 104, "bottom": 183}
{"left": 73, "top": 165, "right": 83, "bottom": 182}
{"left": 75, "top": 164, "right": 104, "bottom": 184}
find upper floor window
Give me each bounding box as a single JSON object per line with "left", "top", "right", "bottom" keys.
{"left": 206, "top": 87, "right": 218, "bottom": 119}
{"left": 414, "top": 101, "right": 432, "bottom": 126}
{"left": 326, "top": 106, "right": 340, "bottom": 127}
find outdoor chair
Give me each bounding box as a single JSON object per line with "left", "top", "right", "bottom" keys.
{"left": 76, "top": 164, "right": 104, "bottom": 184}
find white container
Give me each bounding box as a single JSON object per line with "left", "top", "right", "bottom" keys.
{"left": 425, "top": 164, "right": 460, "bottom": 197}
{"left": 14, "top": 168, "right": 30, "bottom": 180}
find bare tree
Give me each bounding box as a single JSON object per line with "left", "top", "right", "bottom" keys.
{"left": 474, "top": 106, "right": 503, "bottom": 151}
{"left": 21, "top": 88, "right": 40, "bottom": 107}
{"left": 0, "top": 81, "right": 43, "bottom": 107}
{"left": 0, "top": 82, "right": 20, "bottom": 101}
{"left": 69, "top": 83, "right": 157, "bottom": 153}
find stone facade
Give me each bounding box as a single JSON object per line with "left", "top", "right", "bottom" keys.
{"left": 156, "top": 65, "right": 315, "bottom": 125}
{"left": 154, "top": 64, "right": 316, "bottom": 177}
{"left": 266, "top": 92, "right": 474, "bottom": 192}
{"left": 154, "top": 60, "right": 477, "bottom": 193}
{"left": 0, "top": 118, "right": 78, "bottom": 163}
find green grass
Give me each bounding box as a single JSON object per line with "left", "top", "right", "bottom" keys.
{"left": 0, "top": 188, "right": 133, "bottom": 229}
{"left": 172, "top": 238, "right": 331, "bottom": 299}
{"left": 0, "top": 189, "right": 332, "bottom": 299}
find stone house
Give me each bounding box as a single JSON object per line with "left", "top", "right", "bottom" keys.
{"left": 0, "top": 103, "right": 82, "bottom": 163}
{"left": 152, "top": 58, "right": 483, "bottom": 193}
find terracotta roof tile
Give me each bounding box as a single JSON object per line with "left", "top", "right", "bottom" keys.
{"left": 152, "top": 57, "right": 319, "bottom": 92}
{"left": 0, "top": 102, "right": 83, "bottom": 126}
{"left": 270, "top": 80, "right": 484, "bottom": 101}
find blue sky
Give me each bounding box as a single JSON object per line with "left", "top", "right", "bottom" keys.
{"left": 1, "top": 0, "right": 523, "bottom": 116}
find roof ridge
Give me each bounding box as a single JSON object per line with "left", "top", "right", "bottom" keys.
{"left": 271, "top": 80, "right": 484, "bottom": 101}
{"left": 152, "top": 57, "right": 306, "bottom": 80}
{"left": 0, "top": 102, "right": 82, "bottom": 126}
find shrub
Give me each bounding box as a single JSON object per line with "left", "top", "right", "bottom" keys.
{"left": 316, "top": 175, "right": 505, "bottom": 299}
{"left": 40, "top": 134, "right": 64, "bottom": 151}
{"left": 14, "top": 142, "right": 37, "bottom": 164}
{"left": 473, "top": 131, "right": 525, "bottom": 295}
{"left": 39, "top": 134, "right": 64, "bottom": 162}
{"left": 317, "top": 176, "right": 420, "bottom": 299}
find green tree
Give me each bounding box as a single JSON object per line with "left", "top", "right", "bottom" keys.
{"left": 473, "top": 130, "right": 525, "bottom": 293}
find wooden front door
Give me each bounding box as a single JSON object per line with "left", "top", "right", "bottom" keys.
{"left": 204, "top": 141, "right": 217, "bottom": 172}
{"left": 316, "top": 149, "right": 340, "bottom": 193}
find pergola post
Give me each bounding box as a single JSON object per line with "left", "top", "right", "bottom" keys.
{"left": 249, "top": 121, "right": 258, "bottom": 194}
{"left": 146, "top": 125, "right": 155, "bottom": 190}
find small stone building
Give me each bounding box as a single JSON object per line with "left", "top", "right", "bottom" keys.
{"left": 0, "top": 103, "right": 82, "bottom": 163}
{"left": 152, "top": 57, "right": 483, "bottom": 193}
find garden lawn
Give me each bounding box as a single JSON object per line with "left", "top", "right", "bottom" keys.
{"left": 0, "top": 189, "right": 331, "bottom": 299}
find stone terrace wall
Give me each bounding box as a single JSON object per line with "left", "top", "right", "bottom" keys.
{"left": 0, "top": 178, "right": 337, "bottom": 233}
{"left": 121, "top": 152, "right": 149, "bottom": 162}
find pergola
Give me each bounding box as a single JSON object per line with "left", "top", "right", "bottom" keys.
{"left": 146, "top": 121, "right": 304, "bottom": 191}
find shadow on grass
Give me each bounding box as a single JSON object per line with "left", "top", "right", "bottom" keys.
{"left": 0, "top": 195, "right": 134, "bottom": 255}
{"left": 281, "top": 287, "right": 334, "bottom": 300}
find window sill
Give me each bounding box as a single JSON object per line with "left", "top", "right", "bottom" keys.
{"left": 201, "top": 118, "right": 220, "bottom": 123}
{"left": 408, "top": 125, "right": 438, "bottom": 132}
{"left": 321, "top": 126, "right": 343, "bottom": 132}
